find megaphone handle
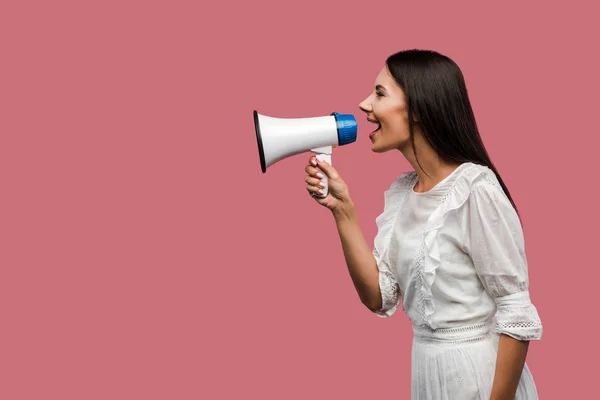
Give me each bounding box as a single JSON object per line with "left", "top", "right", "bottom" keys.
{"left": 314, "top": 153, "right": 331, "bottom": 198}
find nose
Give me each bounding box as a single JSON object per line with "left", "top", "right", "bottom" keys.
{"left": 358, "top": 97, "right": 372, "bottom": 113}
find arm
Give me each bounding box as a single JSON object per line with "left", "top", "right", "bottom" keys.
{"left": 332, "top": 200, "right": 383, "bottom": 311}
{"left": 464, "top": 179, "right": 543, "bottom": 399}
{"left": 490, "top": 335, "right": 529, "bottom": 400}
{"left": 305, "top": 156, "right": 396, "bottom": 313}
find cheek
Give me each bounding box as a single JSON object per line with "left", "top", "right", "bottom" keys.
{"left": 373, "top": 102, "right": 392, "bottom": 122}
{"left": 373, "top": 100, "right": 408, "bottom": 135}
{"left": 390, "top": 105, "right": 409, "bottom": 128}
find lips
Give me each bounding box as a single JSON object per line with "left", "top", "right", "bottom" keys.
{"left": 367, "top": 117, "right": 381, "bottom": 138}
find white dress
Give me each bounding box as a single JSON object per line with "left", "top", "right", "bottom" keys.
{"left": 372, "top": 162, "right": 543, "bottom": 400}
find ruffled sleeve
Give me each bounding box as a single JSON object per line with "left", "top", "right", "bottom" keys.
{"left": 372, "top": 246, "right": 401, "bottom": 318}
{"left": 465, "top": 176, "right": 543, "bottom": 341}
{"left": 370, "top": 172, "right": 415, "bottom": 318}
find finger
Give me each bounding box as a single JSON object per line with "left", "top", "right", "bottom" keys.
{"left": 305, "top": 175, "right": 325, "bottom": 188}
{"left": 304, "top": 164, "right": 324, "bottom": 178}
{"left": 315, "top": 158, "right": 338, "bottom": 179}
{"left": 306, "top": 184, "right": 324, "bottom": 196}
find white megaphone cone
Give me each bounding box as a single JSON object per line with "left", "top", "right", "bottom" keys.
{"left": 253, "top": 110, "right": 358, "bottom": 198}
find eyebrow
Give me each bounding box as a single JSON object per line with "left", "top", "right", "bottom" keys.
{"left": 375, "top": 85, "right": 387, "bottom": 93}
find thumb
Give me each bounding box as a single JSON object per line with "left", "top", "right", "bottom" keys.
{"left": 316, "top": 158, "right": 338, "bottom": 179}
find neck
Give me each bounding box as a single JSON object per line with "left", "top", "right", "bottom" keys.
{"left": 399, "top": 135, "right": 462, "bottom": 193}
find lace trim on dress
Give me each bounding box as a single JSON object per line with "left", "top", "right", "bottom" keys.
{"left": 493, "top": 291, "right": 543, "bottom": 341}
{"left": 373, "top": 270, "right": 401, "bottom": 317}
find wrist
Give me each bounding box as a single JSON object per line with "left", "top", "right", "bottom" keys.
{"left": 332, "top": 198, "right": 356, "bottom": 221}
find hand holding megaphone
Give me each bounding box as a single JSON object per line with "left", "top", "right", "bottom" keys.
{"left": 307, "top": 145, "right": 333, "bottom": 198}
{"left": 253, "top": 110, "right": 357, "bottom": 198}
{"left": 304, "top": 155, "right": 352, "bottom": 211}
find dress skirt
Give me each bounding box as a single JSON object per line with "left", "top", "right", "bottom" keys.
{"left": 410, "top": 322, "right": 539, "bottom": 400}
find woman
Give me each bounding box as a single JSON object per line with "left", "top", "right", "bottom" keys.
{"left": 304, "top": 49, "right": 543, "bottom": 399}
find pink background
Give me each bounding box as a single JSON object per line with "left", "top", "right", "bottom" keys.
{"left": 1, "top": 1, "right": 597, "bottom": 399}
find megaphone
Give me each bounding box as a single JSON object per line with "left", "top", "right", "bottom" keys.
{"left": 253, "top": 110, "right": 357, "bottom": 198}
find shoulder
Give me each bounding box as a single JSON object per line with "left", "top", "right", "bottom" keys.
{"left": 380, "top": 170, "right": 417, "bottom": 199}
{"left": 454, "top": 163, "right": 519, "bottom": 224}
{"left": 374, "top": 171, "right": 416, "bottom": 246}
{"left": 453, "top": 162, "right": 506, "bottom": 199}
{"left": 429, "top": 162, "right": 517, "bottom": 223}
{"left": 376, "top": 170, "right": 416, "bottom": 220}
{"left": 392, "top": 170, "right": 418, "bottom": 189}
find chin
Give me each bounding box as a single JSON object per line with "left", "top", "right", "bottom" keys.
{"left": 370, "top": 143, "right": 385, "bottom": 153}
{"left": 369, "top": 130, "right": 381, "bottom": 150}
{"left": 371, "top": 138, "right": 401, "bottom": 153}
{"left": 370, "top": 141, "right": 388, "bottom": 153}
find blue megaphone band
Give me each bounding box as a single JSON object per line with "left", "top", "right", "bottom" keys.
{"left": 331, "top": 112, "right": 357, "bottom": 146}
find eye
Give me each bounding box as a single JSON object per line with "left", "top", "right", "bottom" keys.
{"left": 376, "top": 91, "right": 384, "bottom": 98}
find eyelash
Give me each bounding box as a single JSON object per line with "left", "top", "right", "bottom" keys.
{"left": 376, "top": 92, "right": 384, "bottom": 97}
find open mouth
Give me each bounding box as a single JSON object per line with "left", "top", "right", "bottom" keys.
{"left": 367, "top": 118, "right": 381, "bottom": 138}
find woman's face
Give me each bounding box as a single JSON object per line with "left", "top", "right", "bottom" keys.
{"left": 359, "top": 66, "right": 412, "bottom": 153}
